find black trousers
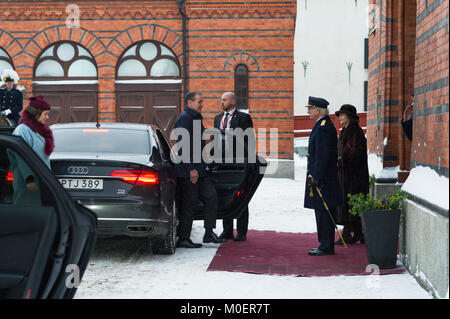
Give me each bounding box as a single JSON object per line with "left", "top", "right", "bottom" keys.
{"left": 314, "top": 207, "right": 336, "bottom": 252}
{"left": 177, "top": 176, "right": 218, "bottom": 240}
{"left": 222, "top": 206, "right": 249, "bottom": 236}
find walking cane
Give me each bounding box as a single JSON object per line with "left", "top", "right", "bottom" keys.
{"left": 315, "top": 185, "right": 347, "bottom": 248}
{"left": 308, "top": 175, "right": 347, "bottom": 248}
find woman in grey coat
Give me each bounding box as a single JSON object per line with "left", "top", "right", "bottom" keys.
{"left": 9, "top": 95, "right": 53, "bottom": 204}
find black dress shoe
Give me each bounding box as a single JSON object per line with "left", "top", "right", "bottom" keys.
{"left": 219, "top": 232, "right": 234, "bottom": 240}
{"left": 308, "top": 249, "right": 334, "bottom": 256}
{"left": 203, "top": 231, "right": 226, "bottom": 243}
{"left": 233, "top": 234, "right": 247, "bottom": 242}
{"left": 176, "top": 239, "right": 202, "bottom": 248}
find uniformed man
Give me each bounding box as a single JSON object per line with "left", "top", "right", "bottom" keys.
{"left": 304, "top": 96, "right": 341, "bottom": 256}
{"left": 0, "top": 69, "right": 23, "bottom": 126}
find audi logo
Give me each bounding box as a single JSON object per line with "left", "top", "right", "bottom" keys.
{"left": 68, "top": 166, "right": 89, "bottom": 175}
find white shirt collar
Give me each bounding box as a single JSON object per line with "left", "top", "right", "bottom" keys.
{"left": 224, "top": 108, "right": 236, "bottom": 115}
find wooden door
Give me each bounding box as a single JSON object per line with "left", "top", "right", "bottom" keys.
{"left": 33, "top": 84, "right": 98, "bottom": 126}
{"left": 149, "top": 91, "right": 180, "bottom": 137}
{"left": 116, "top": 84, "right": 181, "bottom": 140}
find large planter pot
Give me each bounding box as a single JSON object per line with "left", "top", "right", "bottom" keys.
{"left": 361, "top": 209, "right": 401, "bottom": 269}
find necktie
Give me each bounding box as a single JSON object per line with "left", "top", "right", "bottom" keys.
{"left": 222, "top": 112, "right": 230, "bottom": 129}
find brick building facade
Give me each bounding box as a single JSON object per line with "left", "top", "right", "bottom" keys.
{"left": 0, "top": 0, "right": 297, "bottom": 177}
{"left": 367, "top": 0, "right": 449, "bottom": 180}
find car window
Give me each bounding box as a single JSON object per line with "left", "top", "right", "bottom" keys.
{"left": 52, "top": 128, "right": 151, "bottom": 154}
{"left": 1, "top": 146, "right": 45, "bottom": 205}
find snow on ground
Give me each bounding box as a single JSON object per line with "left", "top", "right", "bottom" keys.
{"left": 75, "top": 154, "right": 432, "bottom": 299}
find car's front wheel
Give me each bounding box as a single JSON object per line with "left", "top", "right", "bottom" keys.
{"left": 151, "top": 200, "right": 177, "bottom": 255}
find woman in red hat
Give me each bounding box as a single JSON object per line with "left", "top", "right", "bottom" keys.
{"left": 9, "top": 95, "right": 54, "bottom": 203}
{"left": 13, "top": 95, "right": 54, "bottom": 165}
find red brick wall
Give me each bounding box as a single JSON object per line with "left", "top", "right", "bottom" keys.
{"left": 186, "top": 0, "right": 296, "bottom": 160}
{"left": 412, "top": 0, "right": 449, "bottom": 176}
{"left": 367, "top": 0, "right": 448, "bottom": 178}
{"left": 367, "top": 0, "right": 417, "bottom": 171}
{"left": 0, "top": 0, "right": 296, "bottom": 161}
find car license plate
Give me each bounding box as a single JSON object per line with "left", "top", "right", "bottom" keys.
{"left": 59, "top": 178, "right": 103, "bottom": 190}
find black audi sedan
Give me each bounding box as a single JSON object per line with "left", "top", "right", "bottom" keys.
{"left": 50, "top": 122, "right": 266, "bottom": 255}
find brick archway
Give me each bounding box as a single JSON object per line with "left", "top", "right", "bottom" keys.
{"left": 0, "top": 29, "right": 23, "bottom": 64}
{"left": 223, "top": 51, "right": 260, "bottom": 72}
{"left": 23, "top": 25, "right": 107, "bottom": 64}
{"left": 106, "top": 24, "right": 183, "bottom": 66}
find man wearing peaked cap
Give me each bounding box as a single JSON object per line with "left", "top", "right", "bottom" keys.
{"left": 304, "top": 96, "right": 341, "bottom": 256}
{"left": 306, "top": 96, "right": 330, "bottom": 109}
{"left": 0, "top": 69, "right": 23, "bottom": 126}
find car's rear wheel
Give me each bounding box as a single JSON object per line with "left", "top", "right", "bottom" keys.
{"left": 151, "top": 200, "right": 177, "bottom": 255}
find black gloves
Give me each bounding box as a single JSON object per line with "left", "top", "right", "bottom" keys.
{"left": 307, "top": 175, "right": 323, "bottom": 190}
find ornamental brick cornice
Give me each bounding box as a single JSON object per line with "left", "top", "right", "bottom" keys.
{"left": 186, "top": 2, "right": 297, "bottom": 18}
{"left": 0, "top": 5, "right": 180, "bottom": 20}
{"left": 0, "top": 2, "right": 296, "bottom": 20}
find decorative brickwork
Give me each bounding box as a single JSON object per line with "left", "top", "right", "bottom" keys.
{"left": 0, "top": 0, "right": 296, "bottom": 161}
{"left": 367, "top": 0, "right": 448, "bottom": 178}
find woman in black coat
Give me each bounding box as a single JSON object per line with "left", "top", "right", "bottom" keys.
{"left": 335, "top": 104, "right": 369, "bottom": 244}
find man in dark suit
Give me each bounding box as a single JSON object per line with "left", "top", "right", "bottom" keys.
{"left": 1, "top": 70, "right": 23, "bottom": 126}
{"left": 173, "top": 91, "right": 225, "bottom": 248}
{"left": 214, "top": 92, "right": 254, "bottom": 242}
{"left": 304, "top": 96, "right": 341, "bottom": 256}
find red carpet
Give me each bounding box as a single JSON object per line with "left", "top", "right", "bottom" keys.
{"left": 207, "top": 230, "right": 406, "bottom": 277}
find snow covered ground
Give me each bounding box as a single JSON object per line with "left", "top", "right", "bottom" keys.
{"left": 75, "top": 154, "right": 432, "bottom": 299}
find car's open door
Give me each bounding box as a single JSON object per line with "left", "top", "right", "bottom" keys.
{"left": 207, "top": 156, "right": 266, "bottom": 220}
{"left": 192, "top": 127, "right": 267, "bottom": 220}
{"left": 0, "top": 134, "right": 97, "bottom": 299}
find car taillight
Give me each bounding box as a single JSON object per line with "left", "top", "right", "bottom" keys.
{"left": 5, "top": 171, "right": 13, "bottom": 182}
{"left": 136, "top": 171, "right": 159, "bottom": 185}
{"left": 110, "top": 170, "right": 159, "bottom": 185}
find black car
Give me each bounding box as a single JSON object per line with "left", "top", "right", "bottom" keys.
{"left": 0, "top": 128, "right": 97, "bottom": 299}
{"left": 50, "top": 122, "right": 266, "bottom": 255}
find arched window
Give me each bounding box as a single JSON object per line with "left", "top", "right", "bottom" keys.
{"left": 34, "top": 42, "right": 97, "bottom": 79}
{"left": 235, "top": 64, "right": 249, "bottom": 110}
{"left": 116, "top": 41, "right": 180, "bottom": 79}
{"left": 0, "top": 48, "right": 14, "bottom": 78}
{"left": 33, "top": 42, "right": 98, "bottom": 125}
{"left": 115, "top": 41, "right": 181, "bottom": 139}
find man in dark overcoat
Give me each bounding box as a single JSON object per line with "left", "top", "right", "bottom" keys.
{"left": 1, "top": 69, "right": 23, "bottom": 126}
{"left": 173, "top": 91, "right": 225, "bottom": 248}
{"left": 304, "top": 96, "right": 341, "bottom": 256}
{"left": 214, "top": 92, "right": 255, "bottom": 241}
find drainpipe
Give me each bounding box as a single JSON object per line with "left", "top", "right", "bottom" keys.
{"left": 399, "top": 0, "right": 406, "bottom": 172}
{"left": 177, "top": 0, "right": 188, "bottom": 108}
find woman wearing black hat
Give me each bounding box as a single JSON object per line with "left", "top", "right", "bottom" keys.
{"left": 335, "top": 104, "right": 369, "bottom": 245}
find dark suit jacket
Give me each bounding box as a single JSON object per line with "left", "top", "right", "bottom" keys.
{"left": 304, "top": 115, "right": 341, "bottom": 209}
{"left": 0, "top": 87, "right": 23, "bottom": 124}
{"left": 173, "top": 106, "right": 208, "bottom": 178}
{"left": 213, "top": 110, "right": 255, "bottom": 161}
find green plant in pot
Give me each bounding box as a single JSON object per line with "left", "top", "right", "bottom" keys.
{"left": 348, "top": 190, "right": 408, "bottom": 269}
